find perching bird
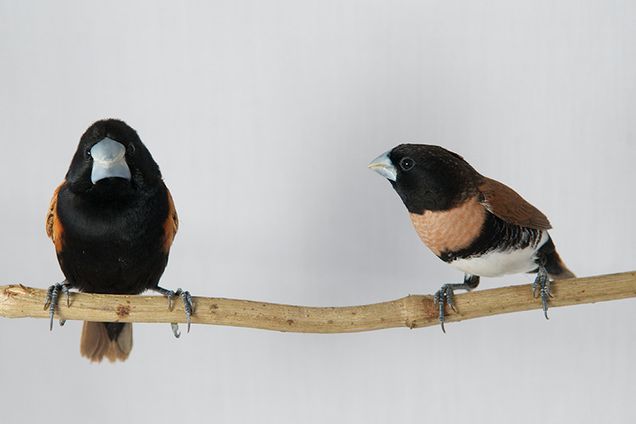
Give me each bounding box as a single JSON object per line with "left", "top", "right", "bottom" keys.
{"left": 368, "top": 144, "right": 574, "bottom": 331}
{"left": 45, "top": 119, "right": 192, "bottom": 362}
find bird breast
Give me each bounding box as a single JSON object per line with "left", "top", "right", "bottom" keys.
{"left": 409, "top": 196, "right": 486, "bottom": 257}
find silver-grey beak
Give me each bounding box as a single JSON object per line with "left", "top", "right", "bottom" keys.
{"left": 90, "top": 137, "right": 131, "bottom": 184}
{"left": 368, "top": 151, "right": 397, "bottom": 181}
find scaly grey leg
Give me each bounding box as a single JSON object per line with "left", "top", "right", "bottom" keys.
{"left": 153, "top": 286, "right": 194, "bottom": 338}
{"left": 43, "top": 281, "right": 72, "bottom": 330}
{"left": 532, "top": 265, "right": 552, "bottom": 319}
{"left": 433, "top": 274, "right": 480, "bottom": 333}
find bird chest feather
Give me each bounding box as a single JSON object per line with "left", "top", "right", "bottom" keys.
{"left": 409, "top": 196, "right": 486, "bottom": 257}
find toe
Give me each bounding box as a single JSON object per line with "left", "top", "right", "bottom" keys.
{"left": 170, "top": 322, "right": 181, "bottom": 338}
{"left": 181, "top": 291, "right": 193, "bottom": 333}
{"left": 165, "top": 291, "right": 176, "bottom": 311}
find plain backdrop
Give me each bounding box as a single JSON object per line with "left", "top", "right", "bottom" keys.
{"left": 1, "top": 1, "right": 635, "bottom": 423}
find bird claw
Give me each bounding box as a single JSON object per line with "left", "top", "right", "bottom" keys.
{"left": 154, "top": 287, "right": 194, "bottom": 337}
{"left": 165, "top": 290, "right": 177, "bottom": 311}
{"left": 173, "top": 289, "right": 193, "bottom": 335}
{"left": 171, "top": 322, "right": 181, "bottom": 338}
{"left": 532, "top": 267, "right": 552, "bottom": 319}
{"left": 43, "top": 282, "right": 72, "bottom": 331}
{"left": 433, "top": 284, "right": 457, "bottom": 333}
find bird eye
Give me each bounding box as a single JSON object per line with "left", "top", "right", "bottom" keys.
{"left": 127, "top": 144, "right": 136, "bottom": 155}
{"left": 399, "top": 157, "right": 415, "bottom": 171}
{"left": 85, "top": 149, "right": 92, "bottom": 160}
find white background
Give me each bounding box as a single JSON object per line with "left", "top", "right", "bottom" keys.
{"left": 1, "top": 1, "right": 635, "bottom": 423}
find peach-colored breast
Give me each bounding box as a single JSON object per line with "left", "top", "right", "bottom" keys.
{"left": 409, "top": 196, "right": 486, "bottom": 256}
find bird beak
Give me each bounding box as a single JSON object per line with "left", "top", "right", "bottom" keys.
{"left": 90, "top": 138, "right": 131, "bottom": 184}
{"left": 368, "top": 151, "right": 397, "bottom": 181}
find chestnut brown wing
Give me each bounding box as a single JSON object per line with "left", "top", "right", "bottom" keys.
{"left": 478, "top": 177, "right": 552, "bottom": 230}
{"left": 162, "top": 187, "right": 179, "bottom": 253}
{"left": 45, "top": 182, "right": 65, "bottom": 252}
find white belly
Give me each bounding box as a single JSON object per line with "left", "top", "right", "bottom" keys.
{"left": 449, "top": 231, "right": 549, "bottom": 277}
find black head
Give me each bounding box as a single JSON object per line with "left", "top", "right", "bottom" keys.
{"left": 368, "top": 144, "right": 482, "bottom": 213}
{"left": 65, "top": 119, "right": 162, "bottom": 195}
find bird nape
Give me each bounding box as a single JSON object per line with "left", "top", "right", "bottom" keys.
{"left": 45, "top": 118, "right": 192, "bottom": 362}
{"left": 369, "top": 144, "right": 574, "bottom": 332}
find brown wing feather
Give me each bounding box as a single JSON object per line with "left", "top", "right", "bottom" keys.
{"left": 162, "top": 187, "right": 179, "bottom": 253}
{"left": 478, "top": 177, "right": 552, "bottom": 230}
{"left": 46, "top": 182, "right": 65, "bottom": 252}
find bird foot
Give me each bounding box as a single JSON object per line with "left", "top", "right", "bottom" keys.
{"left": 532, "top": 266, "right": 552, "bottom": 319}
{"left": 433, "top": 284, "right": 458, "bottom": 333}
{"left": 43, "top": 281, "right": 72, "bottom": 330}
{"left": 153, "top": 287, "right": 194, "bottom": 338}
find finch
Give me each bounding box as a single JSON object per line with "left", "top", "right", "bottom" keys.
{"left": 45, "top": 119, "right": 192, "bottom": 362}
{"left": 369, "top": 144, "right": 574, "bottom": 331}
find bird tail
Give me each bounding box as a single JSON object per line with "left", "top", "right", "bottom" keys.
{"left": 541, "top": 237, "right": 575, "bottom": 280}
{"left": 80, "top": 322, "right": 133, "bottom": 363}
{"left": 548, "top": 257, "right": 575, "bottom": 280}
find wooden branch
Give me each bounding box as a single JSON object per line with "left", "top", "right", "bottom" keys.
{"left": 1, "top": 271, "right": 635, "bottom": 332}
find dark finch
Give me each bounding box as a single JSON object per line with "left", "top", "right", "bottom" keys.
{"left": 45, "top": 119, "right": 192, "bottom": 362}
{"left": 369, "top": 144, "right": 574, "bottom": 331}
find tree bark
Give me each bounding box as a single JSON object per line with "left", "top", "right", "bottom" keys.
{"left": 1, "top": 271, "right": 634, "bottom": 332}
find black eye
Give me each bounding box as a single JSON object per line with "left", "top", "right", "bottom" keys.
{"left": 85, "top": 149, "right": 92, "bottom": 160}
{"left": 127, "top": 144, "right": 136, "bottom": 155}
{"left": 399, "top": 157, "right": 415, "bottom": 171}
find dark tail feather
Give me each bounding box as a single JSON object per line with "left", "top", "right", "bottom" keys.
{"left": 80, "top": 322, "right": 133, "bottom": 363}
{"left": 547, "top": 254, "right": 575, "bottom": 280}
{"left": 540, "top": 237, "right": 575, "bottom": 280}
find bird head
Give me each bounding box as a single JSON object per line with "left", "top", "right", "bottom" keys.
{"left": 368, "top": 144, "right": 481, "bottom": 213}
{"left": 65, "top": 119, "right": 162, "bottom": 195}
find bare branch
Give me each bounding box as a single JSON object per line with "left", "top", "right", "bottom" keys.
{"left": 1, "top": 271, "right": 634, "bottom": 332}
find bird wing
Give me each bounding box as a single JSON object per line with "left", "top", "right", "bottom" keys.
{"left": 478, "top": 177, "right": 552, "bottom": 230}
{"left": 162, "top": 186, "right": 179, "bottom": 253}
{"left": 46, "top": 182, "right": 65, "bottom": 252}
